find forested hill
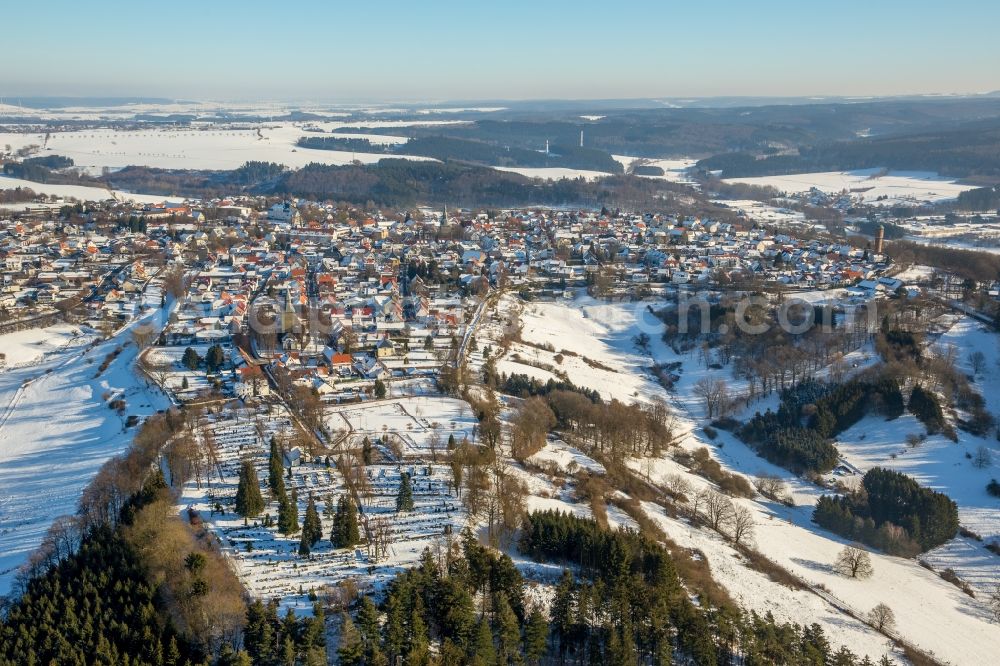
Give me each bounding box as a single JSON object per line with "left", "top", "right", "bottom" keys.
{"left": 298, "top": 135, "right": 624, "bottom": 174}
{"left": 103, "top": 159, "right": 734, "bottom": 215}
{"left": 696, "top": 117, "right": 1000, "bottom": 183}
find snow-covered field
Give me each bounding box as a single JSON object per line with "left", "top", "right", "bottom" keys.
{"left": 0, "top": 122, "right": 442, "bottom": 174}
{"left": 0, "top": 323, "right": 88, "bottom": 367}
{"left": 0, "top": 284, "right": 171, "bottom": 595}
{"left": 714, "top": 198, "right": 810, "bottom": 226}
{"left": 613, "top": 155, "right": 698, "bottom": 183}
{"left": 724, "top": 168, "right": 976, "bottom": 205}
{"left": 0, "top": 175, "right": 171, "bottom": 205}
{"left": 493, "top": 166, "right": 612, "bottom": 182}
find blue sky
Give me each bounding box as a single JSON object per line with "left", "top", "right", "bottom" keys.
{"left": 4, "top": 0, "right": 998, "bottom": 101}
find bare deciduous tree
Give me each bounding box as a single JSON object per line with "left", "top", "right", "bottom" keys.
{"left": 664, "top": 473, "right": 692, "bottom": 502}
{"left": 728, "top": 505, "right": 756, "bottom": 547}
{"left": 989, "top": 584, "right": 1000, "bottom": 623}
{"left": 693, "top": 378, "right": 733, "bottom": 419}
{"left": 131, "top": 324, "right": 157, "bottom": 349}
{"left": 834, "top": 544, "right": 874, "bottom": 579}
{"left": 754, "top": 474, "right": 788, "bottom": 503}
{"left": 973, "top": 445, "right": 992, "bottom": 469}
{"left": 702, "top": 489, "right": 735, "bottom": 531}
{"left": 868, "top": 602, "right": 895, "bottom": 632}
{"left": 969, "top": 350, "right": 987, "bottom": 377}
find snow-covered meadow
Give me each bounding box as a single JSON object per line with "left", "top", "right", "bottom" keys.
{"left": 0, "top": 122, "right": 448, "bottom": 175}
{"left": 0, "top": 174, "right": 170, "bottom": 205}
{"left": 724, "top": 168, "right": 976, "bottom": 205}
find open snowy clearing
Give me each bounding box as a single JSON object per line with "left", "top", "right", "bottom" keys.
{"left": 724, "top": 168, "right": 976, "bottom": 204}
{"left": 0, "top": 123, "right": 441, "bottom": 174}
{"left": 493, "top": 166, "right": 612, "bottom": 182}
{"left": 613, "top": 155, "right": 698, "bottom": 183}
{"left": 0, "top": 174, "right": 173, "bottom": 204}
{"left": 640, "top": 501, "right": 898, "bottom": 661}
{"left": 714, "top": 198, "right": 810, "bottom": 226}
{"left": 0, "top": 323, "right": 89, "bottom": 367}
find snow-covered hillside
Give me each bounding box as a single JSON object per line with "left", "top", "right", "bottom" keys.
{"left": 477, "top": 292, "right": 1000, "bottom": 665}
{"left": 0, "top": 284, "right": 171, "bottom": 595}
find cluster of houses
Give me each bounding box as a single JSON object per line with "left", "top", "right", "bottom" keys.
{"left": 0, "top": 213, "right": 158, "bottom": 330}
{"left": 2, "top": 191, "right": 913, "bottom": 400}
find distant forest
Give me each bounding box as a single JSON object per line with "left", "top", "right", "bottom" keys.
{"left": 696, "top": 118, "right": 1000, "bottom": 182}
{"left": 3, "top": 154, "right": 76, "bottom": 181}
{"left": 955, "top": 185, "right": 1000, "bottom": 211}
{"left": 345, "top": 98, "right": 1000, "bottom": 161}
{"left": 104, "top": 159, "right": 734, "bottom": 214}
{"left": 275, "top": 160, "right": 695, "bottom": 209}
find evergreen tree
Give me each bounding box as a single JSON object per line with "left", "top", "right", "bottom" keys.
{"left": 523, "top": 605, "right": 548, "bottom": 665}
{"left": 302, "top": 495, "right": 322, "bottom": 546}
{"left": 205, "top": 344, "right": 226, "bottom": 372}
{"left": 181, "top": 347, "right": 200, "bottom": 371}
{"left": 268, "top": 437, "right": 286, "bottom": 499}
{"left": 244, "top": 599, "right": 275, "bottom": 664}
{"left": 496, "top": 597, "right": 521, "bottom": 665}
{"left": 278, "top": 487, "right": 300, "bottom": 534}
{"left": 396, "top": 472, "right": 414, "bottom": 512}
{"left": 357, "top": 596, "right": 380, "bottom": 651}
{"left": 235, "top": 460, "right": 264, "bottom": 517}
{"left": 331, "top": 495, "right": 360, "bottom": 548}
{"left": 470, "top": 617, "right": 496, "bottom": 664}
{"left": 407, "top": 600, "right": 431, "bottom": 664}
{"left": 338, "top": 613, "right": 364, "bottom": 666}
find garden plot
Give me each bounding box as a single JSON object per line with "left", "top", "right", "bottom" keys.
{"left": 325, "top": 396, "right": 477, "bottom": 458}
{"left": 142, "top": 345, "right": 217, "bottom": 396}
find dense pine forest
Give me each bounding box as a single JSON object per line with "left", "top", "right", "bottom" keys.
{"left": 814, "top": 468, "right": 960, "bottom": 555}
{"left": 738, "top": 378, "right": 903, "bottom": 474}
{"left": 0, "top": 470, "right": 207, "bottom": 666}
{"left": 336, "top": 511, "right": 895, "bottom": 665}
